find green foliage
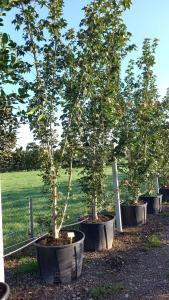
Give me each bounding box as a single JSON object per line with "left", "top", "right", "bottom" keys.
{"left": 0, "top": 8, "right": 29, "bottom": 170}
{"left": 2, "top": 0, "right": 134, "bottom": 235}
{"left": 90, "top": 282, "right": 123, "bottom": 299}
{"left": 119, "top": 38, "right": 164, "bottom": 203}
{"left": 8, "top": 0, "right": 85, "bottom": 237}
{"left": 79, "top": 0, "right": 133, "bottom": 219}
{"left": 24, "top": 143, "right": 42, "bottom": 171}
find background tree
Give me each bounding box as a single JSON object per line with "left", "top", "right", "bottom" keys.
{"left": 0, "top": 30, "right": 29, "bottom": 171}
{"left": 24, "top": 142, "right": 41, "bottom": 171}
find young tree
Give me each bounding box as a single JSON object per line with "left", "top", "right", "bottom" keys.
{"left": 120, "top": 38, "right": 163, "bottom": 202}
{"left": 10, "top": 0, "right": 85, "bottom": 239}
{"left": 78, "top": 0, "right": 133, "bottom": 220}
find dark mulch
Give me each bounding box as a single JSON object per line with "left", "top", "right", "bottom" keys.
{"left": 5, "top": 204, "right": 169, "bottom": 300}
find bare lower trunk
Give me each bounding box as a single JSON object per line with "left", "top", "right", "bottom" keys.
{"left": 154, "top": 175, "right": 159, "bottom": 194}
{"left": 112, "top": 160, "right": 122, "bottom": 232}
{"left": 52, "top": 185, "right": 59, "bottom": 239}
{"left": 58, "top": 158, "right": 73, "bottom": 232}
{"left": 49, "top": 145, "right": 59, "bottom": 239}
{"left": 92, "top": 195, "right": 98, "bottom": 220}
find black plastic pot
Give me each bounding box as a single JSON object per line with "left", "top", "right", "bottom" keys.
{"left": 121, "top": 202, "right": 147, "bottom": 227}
{"left": 79, "top": 215, "right": 115, "bottom": 252}
{"left": 35, "top": 230, "right": 85, "bottom": 284}
{"left": 0, "top": 282, "right": 10, "bottom": 300}
{"left": 159, "top": 186, "right": 169, "bottom": 202}
{"left": 139, "top": 194, "right": 162, "bottom": 214}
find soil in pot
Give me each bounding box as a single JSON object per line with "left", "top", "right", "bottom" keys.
{"left": 0, "top": 282, "right": 10, "bottom": 300}
{"left": 79, "top": 214, "right": 115, "bottom": 252}
{"left": 159, "top": 186, "right": 169, "bottom": 202}
{"left": 121, "top": 202, "right": 147, "bottom": 227}
{"left": 35, "top": 230, "right": 85, "bottom": 284}
{"left": 139, "top": 194, "right": 162, "bottom": 214}
{"left": 39, "top": 231, "right": 77, "bottom": 246}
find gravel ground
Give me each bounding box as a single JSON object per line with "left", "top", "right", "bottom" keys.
{"left": 5, "top": 204, "right": 169, "bottom": 300}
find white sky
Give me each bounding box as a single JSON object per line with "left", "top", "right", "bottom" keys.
{"left": 16, "top": 124, "right": 34, "bottom": 149}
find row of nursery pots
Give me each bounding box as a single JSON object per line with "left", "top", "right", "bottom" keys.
{"left": 34, "top": 188, "right": 168, "bottom": 285}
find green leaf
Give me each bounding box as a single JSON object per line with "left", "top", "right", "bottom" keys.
{"left": 18, "top": 88, "right": 26, "bottom": 95}
{"left": 2, "top": 33, "right": 8, "bottom": 44}
{"left": 27, "top": 107, "right": 37, "bottom": 115}
{"left": 1, "top": 89, "right": 5, "bottom": 96}
{"left": 38, "top": 114, "right": 45, "bottom": 121}
{"left": 121, "top": 0, "right": 132, "bottom": 9}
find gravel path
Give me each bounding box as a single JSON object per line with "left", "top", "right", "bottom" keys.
{"left": 5, "top": 204, "right": 169, "bottom": 300}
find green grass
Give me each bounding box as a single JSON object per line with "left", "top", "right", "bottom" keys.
{"left": 141, "top": 234, "right": 162, "bottom": 251}
{"left": 90, "top": 282, "right": 123, "bottom": 299}
{"left": 160, "top": 211, "right": 169, "bottom": 217}
{"left": 1, "top": 167, "right": 116, "bottom": 248}
{"left": 12, "top": 257, "right": 38, "bottom": 274}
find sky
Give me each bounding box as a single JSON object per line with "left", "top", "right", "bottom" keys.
{"left": 4, "top": 0, "right": 169, "bottom": 148}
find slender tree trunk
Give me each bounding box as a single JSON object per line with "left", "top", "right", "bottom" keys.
{"left": 92, "top": 141, "right": 98, "bottom": 221}
{"left": 92, "top": 194, "right": 98, "bottom": 220}
{"left": 154, "top": 175, "right": 159, "bottom": 194}
{"left": 49, "top": 146, "right": 59, "bottom": 239}
{"left": 112, "top": 157, "right": 122, "bottom": 232}
{"left": 58, "top": 157, "right": 73, "bottom": 232}
{"left": 51, "top": 184, "right": 59, "bottom": 239}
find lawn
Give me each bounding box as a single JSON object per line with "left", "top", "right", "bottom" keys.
{"left": 1, "top": 167, "right": 115, "bottom": 249}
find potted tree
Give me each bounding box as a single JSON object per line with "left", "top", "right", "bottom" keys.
{"left": 77, "top": 0, "right": 132, "bottom": 250}
{"left": 10, "top": 0, "right": 85, "bottom": 284}
{"left": 115, "top": 59, "right": 147, "bottom": 226}
{"left": 120, "top": 39, "right": 161, "bottom": 226}
{"left": 139, "top": 179, "right": 162, "bottom": 214}
{"left": 134, "top": 39, "right": 164, "bottom": 214}
{"left": 120, "top": 153, "right": 148, "bottom": 227}
{"left": 158, "top": 107, "right": 169, "bottom": 201}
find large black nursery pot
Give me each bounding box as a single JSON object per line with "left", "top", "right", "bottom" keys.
{"left": 80, "top": 215, "right": 115, "bottom": 252}
{"left": 121, "top": 202, "right": 147, "bottom": 227}
{"left": 159, "top": 186, "right": 169, "bottom": 202}
{"left": 139, "top": 194, "right": 162, "bottom": 214}
{"left": 35, "top": 230, "right": 85, "bottom": 284}
{"left": 0, "top": 282, "right": 10, "bottom": 300}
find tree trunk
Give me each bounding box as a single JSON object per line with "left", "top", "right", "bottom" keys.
{"left": 112, "top": 159, "right": 122, "bottom": 232}
{"left": 52, "top": 185, "right": 59, "bottom": 239}
{"left": 92, "top": 195, "right": 98, "bottom": 220}
{"left": 154, "top": 175, "right": 159, "bottom": 194}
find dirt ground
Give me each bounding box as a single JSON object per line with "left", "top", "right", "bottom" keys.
{"left": 5, "top": 204, "right": 169, "bottom": 300}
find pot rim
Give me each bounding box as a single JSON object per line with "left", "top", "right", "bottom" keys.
{"left": 34, "top": 229, "right": 85, "bottom": 249}
{"left": 121, "top": 202, "right": 147, "bottom": 207}
{"left": 160, "top": 186, "right": 169, "bottom": 189}
{"left": 140, "top": 194, "right": 162, "bottom": 199}
{"left": 80, "top": 214, "right": 115, "bottom": 225}
{"left": 0, "top": 282, "right": 10, "bottom": 299}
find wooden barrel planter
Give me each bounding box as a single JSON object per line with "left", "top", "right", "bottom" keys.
{"left": 35, "top": 230, "right": 85, "bottom": 284}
